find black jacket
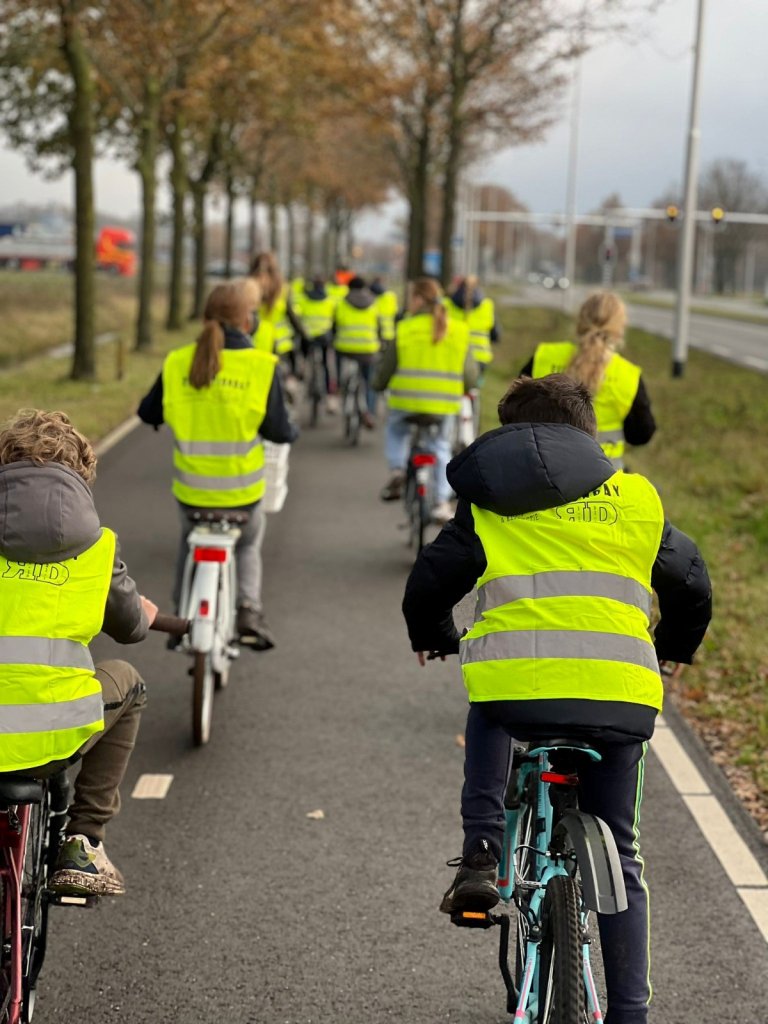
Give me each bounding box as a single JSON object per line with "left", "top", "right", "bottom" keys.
{"left": 402, "top": 423, "right": 712, "bottom": 742}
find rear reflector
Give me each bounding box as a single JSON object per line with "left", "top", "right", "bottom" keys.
{"left": 194, "top": 547, "right": 227, "bottom": 562}
{"left": 199, "top": 599, "right": 210, "bottom": 617}
{"left": 541, "top": 771, "right": 579, "bottom": 786}
{"left": 412, "top": 454, "right": 436, "bottom": 467}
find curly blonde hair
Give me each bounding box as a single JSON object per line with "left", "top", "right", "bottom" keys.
{"left": 0, "top": 409, "right": 96, "bottom": 484}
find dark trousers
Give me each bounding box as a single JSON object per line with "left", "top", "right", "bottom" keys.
{"left": 462, "top": 702, "right": 651, "bottom": 1024}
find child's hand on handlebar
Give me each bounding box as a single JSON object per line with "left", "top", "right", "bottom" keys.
{"left": 417, "top": 651, "right": 447, "bottom": 666}
{"left": 140, "top": 595, "right": 159, "bottom": 626}
{"left": 659, "top": 660, "right": 684, "bottom": 680}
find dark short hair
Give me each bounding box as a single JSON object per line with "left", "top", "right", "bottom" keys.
{"left": 497, "top": 374, "right": 597, "bottom": 437}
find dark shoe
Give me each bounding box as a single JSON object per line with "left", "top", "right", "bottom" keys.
{"left": 237, "top": 604, "right": 275, "bottom": 651}
{"left": 380, "top": 472, "right": 404, "bottom": 502}
{"left": 439, "top": 840, "right": 500, "bottom": 915}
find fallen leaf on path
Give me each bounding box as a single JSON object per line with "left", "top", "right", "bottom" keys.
{"left": 306, "top": 809, "right": 325, "bottom": 820}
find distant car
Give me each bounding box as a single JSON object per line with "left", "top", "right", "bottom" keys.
{"left": 542, "top": 274, "right": 570, "bottom": 290}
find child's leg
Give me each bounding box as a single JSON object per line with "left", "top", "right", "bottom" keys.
{"left": 461, "top": 703, "right": 513, "bottom": 861}
{"left": 66, "top": 660, "right": 147, "bottom": 843}
{"left": 578, "top": 741, "right": 650, "bottom": 1024}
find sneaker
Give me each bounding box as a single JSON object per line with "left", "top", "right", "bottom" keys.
{"left": 431, "top": 501, "right": 454, "bottom": 524}
{"left": 380, "top": 472, "right": 404, "bottom": 502}
{"left": 439, "top": 840, "right": 500, "bottom": 915}
{"left": 237, "top": 604, "right": 275, "bottom": 651}
{"left": 48, "top": 835, "right": 125, "bottom": 897}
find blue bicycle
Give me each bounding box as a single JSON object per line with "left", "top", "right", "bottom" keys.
{"left": 451, "top": 739, "right": 627, "bottom": 1023}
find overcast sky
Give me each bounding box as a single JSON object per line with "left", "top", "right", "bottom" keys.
{"left": 1, "top": 0, "right": 766, "bottom": 236}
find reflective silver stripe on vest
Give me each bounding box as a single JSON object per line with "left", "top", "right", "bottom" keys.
{"left": 476, "top": 571, "right": 652, "bottom": 618}
{"left": 176, "top": 438, "right": 262, "bottom": 456}
{"left": 389, "top": 389, "right": 459, "bottom": 402}
{"left": 470, "top": 330, "right": 490, "bottom": 338}
{"left": 0, "top": 694, "right": 103, "bottom": 735}
{"left": 597, "top": 429, "right": 624, "bottom": 444}
{"left": 460, "top": 629, "right": 659, "bottom": 673}
{"left": 397, "top": 369, "right": 464, "bottom": 381}
{"left": 174, "top": 467, "right": 265, "bottom": 491}
{"left": 0, "top": 637, "right": 94, "bottom": 671}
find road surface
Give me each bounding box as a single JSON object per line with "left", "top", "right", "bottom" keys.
{"left": 35, "top": 413, "right": 768, "bottom": 1023}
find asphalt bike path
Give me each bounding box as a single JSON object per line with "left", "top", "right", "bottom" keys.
{"left": 35, "top": 415, "right": 768, "bottom": 1023}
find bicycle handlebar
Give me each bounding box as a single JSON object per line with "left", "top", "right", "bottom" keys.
{"left": 149, "top": 613, "right": 190, "bottom": 636}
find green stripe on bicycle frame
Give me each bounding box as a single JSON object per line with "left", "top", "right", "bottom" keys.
{"left": 634, "top": 742, "right": 652, "bottom": 1004}
{"left": 174, "top": 467, "right": 265, "bottom": 491}
{"left": 475, "top": 571, "right": 652, "bottom": 618}
{"left": 176, "top": 438, "right": 262, "bottom": 456}
{"left": 0, "top": 693, "right": 102, "bottom": 734}
{"left": 0, "top": 636, "right": 94, "bottom": 671}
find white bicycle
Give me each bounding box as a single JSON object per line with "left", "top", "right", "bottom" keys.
{"left": 176, "top": 509, "right": 245, "bottom": 746}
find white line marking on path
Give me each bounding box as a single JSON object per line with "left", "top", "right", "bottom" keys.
{"left": 652, "top": 717, "right": 768, "bottom": 942}
{"left": 94, "top": 415, "right": 140, "bottom": 457}
{"left": 131, "top": 774, "right": 174, "bottom": 799}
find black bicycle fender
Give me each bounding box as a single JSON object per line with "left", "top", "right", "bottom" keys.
{"left": 554, "top": 810, "right": 628, "bottom": 915}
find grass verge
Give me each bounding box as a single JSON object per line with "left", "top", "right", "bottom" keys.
{"left": 482, "top": 305, "right": 768, "bottom": 836}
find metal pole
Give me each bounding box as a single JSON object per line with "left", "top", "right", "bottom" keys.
{"left": 672, "top": 0, "right": 707, "bottom": 378}
{"left": 563, "top": 60, "right": 582, "bottom": 311}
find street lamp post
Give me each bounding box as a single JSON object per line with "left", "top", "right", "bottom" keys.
{"left": 672, "top": 0, "right": 707, "bottom": 378}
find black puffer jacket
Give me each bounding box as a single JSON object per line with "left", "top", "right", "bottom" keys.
{"left": 402, "top": 423, "right": 712, "bottom": 742}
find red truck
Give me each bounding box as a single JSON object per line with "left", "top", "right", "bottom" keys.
{"left": 0, "top": 224, "right": 137, "bottom": 276}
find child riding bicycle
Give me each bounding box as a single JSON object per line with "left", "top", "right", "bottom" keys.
{"left": 402, "top": 375, "right": 712, "bottom": 1024}
{"left": 0, "top": 409, "right": 157, "bottom": 896}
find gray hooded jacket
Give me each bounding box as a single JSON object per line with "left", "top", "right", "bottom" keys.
{"left": 0, "top": 461, "right": 148, "bottom": 644}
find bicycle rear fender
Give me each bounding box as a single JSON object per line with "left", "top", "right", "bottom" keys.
{"left": 187, "top": 561, "right": 219, "bottom": 652}
{"left": 553, "top": 809, "right": 628, "bottom": 914}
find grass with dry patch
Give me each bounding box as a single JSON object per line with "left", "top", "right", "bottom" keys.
{"left": 481, "top": 305, "right": 768, "bottom": 832}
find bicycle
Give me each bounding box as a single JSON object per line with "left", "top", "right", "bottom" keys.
{"left": 402, "top": 414, "right": 443, "bottom": 554}
{"left": 175, "top": 510, "right": 245, "bottom": 746}
{"left": 452, "top": 389, "right": 478, "bottom": 456}
{"left": 339, "top": 357, "right": 365, "bottom": 446}
{"left": 305, "top": 338, "right": 328, "bottom": 428}
{"left": 451, "top": 738, "right": 627, "bottom": 1023}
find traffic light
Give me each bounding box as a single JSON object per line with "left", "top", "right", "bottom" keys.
{"left": 711, "top": 206, "right": 725, "bottom": 227}
{"left": 666, "top": 204, "right": 679, "bottom": 223}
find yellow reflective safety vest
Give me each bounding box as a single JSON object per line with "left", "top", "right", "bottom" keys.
{"left": 460, "top": 471, "right": 664, "bottom": 711}
{"left": 375, "top": 290, "right": 399, "bottom": 343}
{"left": 0, "top": 529, "right": 114, "bottom": 772}
{"left": 162, "top": 344, "right": 277, "bottom": 507}
{"left": 260, "top": 287, "right": 295, "bottom": 356}
{"left": 294, "top": 293, "right": 336, "bottom": 339}
{"left": 327, "top": 282, "right": 349, "bottom": 302}
{"left": 289, "top": 277, "right": 305, "bottom": 305}
{"left": 531, "top": 342, "right": 641, "bottom": 468}
{"left": 388, "top": 314, "right": 470, "bottom": 416}
{"left": 254, "top": 319, "right": 276, "bottom": 355}
{"left": 445, "top": 297, "right": 495, "bottom": 365}
{"left": 334, "top": 299, "right": 380, "bottom": 356}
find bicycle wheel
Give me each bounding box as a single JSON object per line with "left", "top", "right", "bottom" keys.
{"left": 21, "top": 802, "right": 50, "bottom": 1021}
{"left": 417, "top": 494, "right": 429, "bottom": 553}
{"left": 537, "top": 875, "right": 583, "bottom": 1024}
{"left": 0, "top": 868, "right": 8, "bottom": 1022}
{"left": 308, "top": 349, "right": 323, "bottom": 428}
{"left": 192, "top": 651, "right": 214, "bottom": 746}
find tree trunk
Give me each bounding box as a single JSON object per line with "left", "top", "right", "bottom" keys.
{"left": 285, "top": 203, "right": 295, "bottom": 279}
{"left": 439, "top": 125, "right": 463, "bottom": 288}
{"left": 61, "top": 5, "right": 96, "bottom": 381}
{"left": 135, "top": 76, "right": 160, "bottom": 350}
{"left": 267, "top": 176, "right": 278, "bottom": 252}
{"left": 190, "top": 182, "right": 207, "bottom": 319}
{"left": 248, "top": 185, "right": 258, "bottom": 256}
{"left": 304, "top": 187, "right": 315, "bottom": 275}
{"left": 406, "top": 125, "right": 430, "bottom": 281}
{"left": 166, "top": 106, "right": 187, "bottom": 331}
{"left": 224, "top": 171, "right": 235, "bottom": 278}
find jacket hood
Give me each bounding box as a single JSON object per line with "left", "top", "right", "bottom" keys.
{"left": 306, "top": 285, "right": 327, "bottom": 300}
{"left": 447, "top": 423, "right": 615, "bottom": 517}
{"left": 450, "top": 283, "right": 482, "bottom": 311}
{"left": 0, "top": 462, "right": 101, "bottom": 562}
{"left": 344, "top": 288, "right": 376, "bottom": 310}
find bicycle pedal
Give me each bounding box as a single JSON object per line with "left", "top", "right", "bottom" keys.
{"left": 45, "top": 891, "right": 100, "bottom": 909}
{"left": 450, "top": 909, "right": 495, "bottom": 929}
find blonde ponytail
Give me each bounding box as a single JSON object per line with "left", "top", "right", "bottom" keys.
{"left": 566, "top": 291, "right": 627, "bottom": 394}
{"left": 189, "top": 321, "right": 225, "bottom": 389}
{"left": 411, "top": 276, "right": 447, "bottom": 342}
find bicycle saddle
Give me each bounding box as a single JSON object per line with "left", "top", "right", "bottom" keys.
{"left": 0, "top": 777, "right": 44, "bottom": 805}
{"left": 186, "top": 509, "right": 250, "bottom": 526}
{"left": 532, "top": 737, "right": 595, "bottom": 751}
{"left": 404, "top": 414, "right": 443, "bottom": 427}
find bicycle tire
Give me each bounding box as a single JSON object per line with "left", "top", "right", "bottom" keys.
{"left": 417, "top": 494, "right": 429, "bottom": 553}
{"left": 20, "top": 801, "right": 50, "bottom": 1022}
{"left": 537, "top": 875, "right": 583, "bottom": 1024}
{"left": 192, "top": 651, "right": 214, "bottom": 746}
